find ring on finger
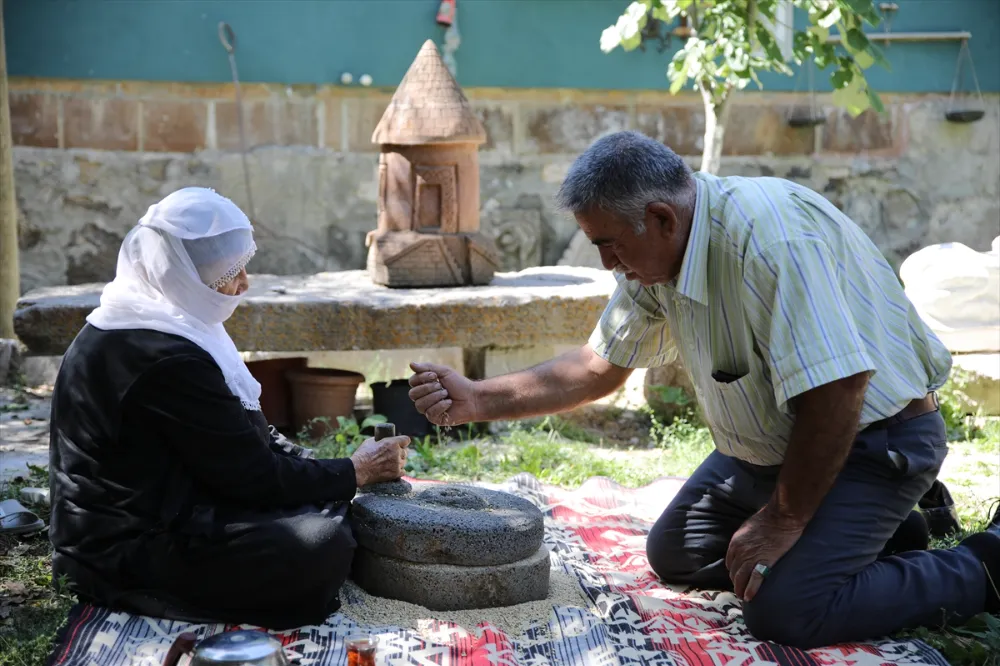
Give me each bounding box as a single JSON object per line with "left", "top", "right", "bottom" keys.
{"left": 753, "top": 562, "right": 771, "bottom": 578}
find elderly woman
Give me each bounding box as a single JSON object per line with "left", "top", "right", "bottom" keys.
{"left": 48, "top": 188, "right": 408, "bottom": 630}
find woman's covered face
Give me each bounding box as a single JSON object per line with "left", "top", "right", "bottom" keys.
{"left": 215, "top": 267, "right": 249, "bottom": 296}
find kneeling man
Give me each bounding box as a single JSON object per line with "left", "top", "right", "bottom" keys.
{"left": 406, "top": 131, "right": 998, "bottom": 648}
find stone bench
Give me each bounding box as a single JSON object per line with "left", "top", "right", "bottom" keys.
{"left": 14, "top": 267, "right": 617, "bottom": 380}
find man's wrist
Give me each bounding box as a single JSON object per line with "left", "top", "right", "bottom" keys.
{"left": 761, "top": 499, "right": 812, "bottom": 531}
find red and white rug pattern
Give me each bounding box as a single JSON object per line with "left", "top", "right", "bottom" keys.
{"left": 46, "top": 474, "right": 947, "bottom": 666}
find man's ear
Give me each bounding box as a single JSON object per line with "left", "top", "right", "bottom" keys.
{"left": 646, "top": 201, "right": 678, "bottom": 237}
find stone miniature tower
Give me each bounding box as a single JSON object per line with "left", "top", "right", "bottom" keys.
{"left": 365, "top": 40, "right": 501, "bottom": 288}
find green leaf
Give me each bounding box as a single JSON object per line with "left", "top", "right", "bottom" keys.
{"left": 669, "top": 72, "right": 688, "bottom": 93}
{"left": 838, "top": 0, "right": 880, "bottom": 23}
{"left": 832, "top": 75, "right": 871, "bottom": 116}
{"left": 831, "top": 67, "right": 853, "bottom": 89}
{"left": 868, "top": 42, "right": 891, "bottom": 70}
{"left": 865, "top": 85, "right": 885, "bottom": 113}
{"left": 360, "top": 414, "right": 388, "bottom": 430}
{"left": 818, "top": 7, "right": 842, "bottom": 29}
{"left": 808, "top": 24, "right": 830, "bottom": 43}
{"left": 853, "top": 49, "right": 874, "bottom": 69}
{"left": 845, "top": 27, "right": 870, "bottom": 54}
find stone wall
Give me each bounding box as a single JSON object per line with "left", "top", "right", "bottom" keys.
{"left": 9, "top": 79, "right": 1000, "bottom": 294}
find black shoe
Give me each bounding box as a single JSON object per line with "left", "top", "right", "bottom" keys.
{"left": 918, "top": 480, "right": 962, "bottom": 538}
{"left": 988, "top": 500, "right": 1000, "bottom": 535}
{"left": 961, "top": 531, "right": 1000, "bottom": 613}
{"left": 880, "top": 510, "right": 930, "bottom": 557}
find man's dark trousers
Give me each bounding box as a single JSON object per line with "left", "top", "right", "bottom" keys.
{"left": 646, "top": 411, "right": 987, "bottom": 648}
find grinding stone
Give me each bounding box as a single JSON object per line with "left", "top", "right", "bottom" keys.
{"left": 358, "top": 479, "right": 413, "bottom": 496}
{"left": 351, "top": 544, "right": 551, "bottom": 611}
{"left": 352, "top": 484, "right": 544, "bottom": 566}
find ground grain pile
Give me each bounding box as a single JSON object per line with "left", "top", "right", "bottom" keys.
{"left": 338, "top": 568, "right": 592, "bottom": 638}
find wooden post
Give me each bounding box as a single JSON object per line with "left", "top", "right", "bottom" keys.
{"left": 0, "top": 0, "right": 19, "bottom": 339}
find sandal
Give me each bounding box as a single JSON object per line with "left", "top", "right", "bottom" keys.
{"left": 0, "top": 498, "right": 46, "bottom": 535}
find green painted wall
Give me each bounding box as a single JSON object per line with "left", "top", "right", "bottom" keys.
{"left": 4, "top": 0, "right": 999, "bottom": 92}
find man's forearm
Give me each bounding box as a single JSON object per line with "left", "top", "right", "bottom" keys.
{"left": 768, "top": 372, "right": 870, "bottom": 527}
{"left": 474, "top": 345, "right": 631, "bottom": 422}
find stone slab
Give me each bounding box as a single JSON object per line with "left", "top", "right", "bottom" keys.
{"left": 351, "top": 544, "right": 551, "bottom": 611}
{"left": 352, "top": 484, "right": 544, "bottom": 566}
{"left": 14, "top": 267, "right": 616, "bottom": 356}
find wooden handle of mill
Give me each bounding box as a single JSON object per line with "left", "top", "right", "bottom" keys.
{"left": 374, "top": 423, "right": 395, "bottom": 441}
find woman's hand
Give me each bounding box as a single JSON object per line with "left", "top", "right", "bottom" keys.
{"left": 407, "top": 362, "right": 478, "bottom": 426}
{"left": 350, "top": 435, "right": 410, "bottom": 487}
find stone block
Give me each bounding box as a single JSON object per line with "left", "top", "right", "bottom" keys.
{"left": 822, "top": 107, "right": 898, "bottom": 154}
{"left": 353, "top": 485, "right": 544, "bottom": 566}
{"left": 472, "top": 102, "right": 514, "bottom": 153}
{"left": 634, "top": 105, "right": 704, "bottom": 155}
{"left": 215, "top": 98, "right": 318, "bottom": 150}
{"left": 522, "top": 104, "right": 631, "bottom": 154}
{"left": 9, "top": 92, "right": 59, "bottom": 148}
{"left": 323, "top": 97, "right": 344, "bottom": 150}
{"left": 0, "top": 339, "right": 27, "bottom": 386}
{"left": 345, "top": 96, "right": 392, "bottom": 152}
{"left": 723, "top": 105, "right": 815, "bottom": 156}
{"left": 63, "top": 97, "right": 139, "bottom": 151}
{"left": 481, "top": 203, "right": 543, "bottom": 272}
{"left": 351, "top": 544, "right": 551, "bottom": 611}
{"left": 141, "top": 99, "right": 208, "bottom": 153}
{"left": 558, "top": 228, "right": 604, "bottom": 269}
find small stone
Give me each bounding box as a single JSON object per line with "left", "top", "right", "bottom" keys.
{"left": 19, "top": 487, "right": 50, "bottom": 507}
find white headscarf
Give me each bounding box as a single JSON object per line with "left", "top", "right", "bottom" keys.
{"left": 87, "top": 187, "right": 263, "bottom": 411}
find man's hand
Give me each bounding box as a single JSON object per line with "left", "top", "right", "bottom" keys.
{"left": 407, "top": 362, "right": 478, "bottom": 426}
{"left": 725, "top": 506, "right": 806, "bottom": 601}
{"left": 350, "top": 435, "right": 410, "bottom": 487}
{"left": 726, "top": 371, "right": 870, "bottom": 602}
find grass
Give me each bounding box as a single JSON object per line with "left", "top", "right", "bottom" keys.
{"left": 0, "top": 370, "right": 997, "bottom": 666}
{"left": 0, "top": 465, "right": 74, "bottom": 666}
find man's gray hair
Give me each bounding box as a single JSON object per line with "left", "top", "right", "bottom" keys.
{"left": 555, "top": 131, "right": 696, "bottom": 234}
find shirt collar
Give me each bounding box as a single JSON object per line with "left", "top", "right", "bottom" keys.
{"left": 674, "top": 175, "right": 711, "bottom": 306}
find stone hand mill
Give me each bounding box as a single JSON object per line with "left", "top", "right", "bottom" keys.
{"left": 350, "top": 424, "right": 550, "bottom": 610}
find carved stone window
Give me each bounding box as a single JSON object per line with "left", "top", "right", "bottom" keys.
{"left": 414, "top": 165, "right": 458, "bottom": 233}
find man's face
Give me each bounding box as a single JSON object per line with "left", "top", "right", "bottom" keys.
{"left": 575, "top": 202, "right": 688, "bottom": 287}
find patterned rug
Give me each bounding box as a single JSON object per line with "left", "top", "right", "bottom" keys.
{"left": 47, "top": 474, "right": 947, "bottom": 666}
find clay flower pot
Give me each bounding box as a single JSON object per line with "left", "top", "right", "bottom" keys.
{"left": 287, "top": 368, "right": 366, "bottom": 438}
{"left": 246, "top": 357, "right": 308, "bottom": 429}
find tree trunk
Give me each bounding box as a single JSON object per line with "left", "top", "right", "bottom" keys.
{"left": 698, "top": 84, "right": 733, "bottom": 175}
{"left": 0, "top": 0, "right": 19, "bottom": 339}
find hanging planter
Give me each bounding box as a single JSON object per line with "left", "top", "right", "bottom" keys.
{"left": 945, "top": 39, "right": 985, "bottom": 123}
{"left": 786, "top": 61, "right": 827, "bottom": 128}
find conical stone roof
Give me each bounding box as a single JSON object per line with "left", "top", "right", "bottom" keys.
{"left": 372, "top": 40, "right": 487, "bottom": 146}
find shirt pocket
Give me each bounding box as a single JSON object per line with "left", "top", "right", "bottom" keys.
{"left": 704, "top": 361, "right": 791, "bottom": 455}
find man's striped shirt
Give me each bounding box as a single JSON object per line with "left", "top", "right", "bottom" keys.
{"left": 589, "top": 172, "right": 952, "bottom": 466}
